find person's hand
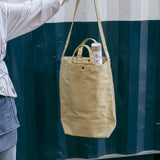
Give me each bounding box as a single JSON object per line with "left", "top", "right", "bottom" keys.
{"left": 60, "top": 0, "right": 69, "bottom": 6}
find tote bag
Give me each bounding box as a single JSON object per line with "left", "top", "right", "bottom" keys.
{"left": 59, "top": 0, "right": 116, "bottom": 138}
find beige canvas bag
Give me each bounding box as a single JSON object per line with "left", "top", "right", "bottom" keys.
{"left": 59, "top": 0, "right": 116, "bottom": 138}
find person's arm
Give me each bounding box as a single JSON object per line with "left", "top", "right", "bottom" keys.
{"left": 5, "top": 0, "right": 61, "bottom": 41}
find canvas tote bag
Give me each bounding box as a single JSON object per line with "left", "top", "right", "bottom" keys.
{"left": 59, "top": 0, "right": 116, "bottom": 138}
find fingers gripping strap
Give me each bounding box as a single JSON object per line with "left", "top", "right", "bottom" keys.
{"left": 62, "top": 0, "right": 110, "bottom": 59}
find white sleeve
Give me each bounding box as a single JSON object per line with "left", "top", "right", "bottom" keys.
{"left": 6, "top": 0, "right": 60, "bottom": 41}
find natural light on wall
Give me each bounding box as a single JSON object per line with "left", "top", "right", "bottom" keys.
{"left": 1, "top": 0, "right": 160, "bottom": 22}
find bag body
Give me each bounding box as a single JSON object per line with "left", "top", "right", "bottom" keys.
{"left": 59, "top": 0, "right": 116, "bottom": 138}
{"left": 60, "top": 56, "right": 116, "bottom": 138}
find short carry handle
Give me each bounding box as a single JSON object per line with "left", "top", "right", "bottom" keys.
{"left": 62, "top": 0, "right": 110, "bottom": 59}
{"left": 72, "top": 44, "right": 95, "bottom": 64}
{"left": 76, "top": 38, "right": 97, "bottom": 57}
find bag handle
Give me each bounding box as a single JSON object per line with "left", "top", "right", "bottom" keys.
{"left": 77, "top": 38, "right": 97, "bottom": 57}
{"left": 72, "top": 44, "right": 95, "bottom": 64}
{"left": 62, "top": 0, "right": 110, "bottom": 59}
{"left": 78, "top": 38, "right": 97, "bottom": 46}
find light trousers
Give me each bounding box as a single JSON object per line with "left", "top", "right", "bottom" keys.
{"left": 0, "top": 146, "right": 16, "bottom": 160}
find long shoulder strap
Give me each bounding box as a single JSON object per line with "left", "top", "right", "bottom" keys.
{"left": 62, "top": 0, "right": 109, "bottom": 59}
{"left": 94, "top": 0, "right": 109, "bottom": 58}
{"left": 62, "top": 0, "right": 80, "bottom": 56}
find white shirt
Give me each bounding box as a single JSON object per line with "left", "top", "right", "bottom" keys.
{"left": 0, "top": 0, "right": 61, "bottom": 97}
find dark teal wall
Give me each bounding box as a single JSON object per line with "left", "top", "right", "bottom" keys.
{"left": 6, "top": 20, "right": 160, "bottom": 160}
